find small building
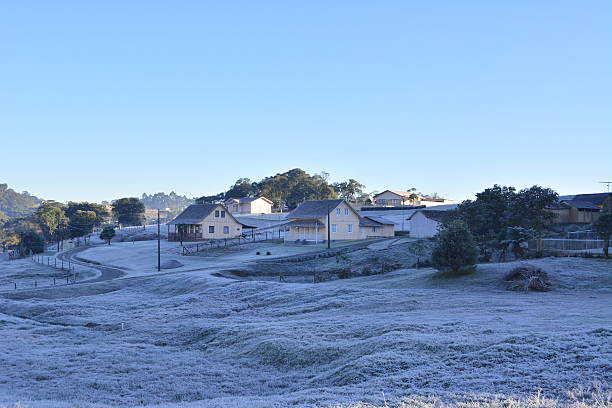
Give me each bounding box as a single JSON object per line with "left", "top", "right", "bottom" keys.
{"left": 373, "top": 190, "right": 416, "bottom": 206}
{"left": 548, "top": 193, "right": 612, "bottom": 224}
{"left": 224, "top": 197, "right": 273, "bottom": 215}
{"left": 359, "top": 216, "right": 395, "bottom": 238}
{"left": 407, "top": 210, "right": 452, "bottom": 238}
{"left": 168, "top": 204, "right": 246, "bottom": 241}
{"left": 373, "top": 190, "right": 454, "bottom": 207}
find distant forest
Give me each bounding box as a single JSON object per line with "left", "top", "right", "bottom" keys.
{"left": 0, "top": 183, "right": 43, "bottom": 219}
{"left": 140, "top": 192, "right": 194, "bottom": 212}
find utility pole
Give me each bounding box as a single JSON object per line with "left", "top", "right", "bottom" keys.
{"left": 600, "top": 181, "right": 612, "bottom": 193}
{"left": 157, "top": 209, "right": 161, "bottom": 272}
{"left": 327, "top": 204, "right": 331, "bottom": 249}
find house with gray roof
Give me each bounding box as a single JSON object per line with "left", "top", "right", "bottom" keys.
{"left": 285, "top": 199, "right": 394, "bottom": 242}
{"left": 168, "top": 204, "right": 247, "bottom": 241}
{"left": 549, "top": 193, "right": 611, "bottom": 224}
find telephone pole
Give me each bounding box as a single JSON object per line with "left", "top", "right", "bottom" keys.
{"left": 157, "top": 209, "right": 161, "bottom": 272}
{"left": 600, "top": 181, "right": 612, "bottom": 193}
{"left": 327, "top": 204, "right": 331, "bottom": 249}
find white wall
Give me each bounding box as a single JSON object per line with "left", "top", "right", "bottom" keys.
{"left": 409, "top": 212, "right": 441, "bottom": 238}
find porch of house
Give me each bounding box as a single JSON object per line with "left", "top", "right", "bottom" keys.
{"left": 168, "top": 223, "right": 204, "bottom": 242}
{"left": 284, "top": 220, "right": 327, "bottom": 243}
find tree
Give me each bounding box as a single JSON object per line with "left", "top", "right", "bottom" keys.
{"left": 34, "top": 201, "right": 68, "bottom": 241}
{"left": 225, "top": 178, "right": 256, "bottom": 198}
{"left": 112, "top": 198, "right": 145, "bottom": 226}
{"left": 406, "top": 187, "right": 419, "bottom": 205}
{"left": 20, "top": 230, "right": 45, "bottom": 254}
{"left": 0, "top": 227, "right": 20, "bottom": 252}
{"left": 68, "top": 210, "right": 98, "bottom": 239}
{"left": 332, "top": 179, "right": 366, "bottom": 201}
{"left": 450, "top": 185, "right": 558, "bottom": 254}
{"left": 65, "top": 202, "right": 109, "bottom": 239}
{"left": 432, "top": 220, "right": 478, "bottom": 273}
{"left": 100, "top": 226, "right": 116, "bottom": 245}
{"left": 593, "top": 212, "right": 612, "bottom": 258}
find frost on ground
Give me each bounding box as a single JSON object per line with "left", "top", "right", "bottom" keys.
{"left": 0, "top": 257, "right": 610, "bottom": 408}
{"left": 0, "top": 258, "right": 98, "bottom": 292}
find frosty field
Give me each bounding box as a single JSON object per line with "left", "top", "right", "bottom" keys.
{"left": 0, "top": 251, "right": 610, "bottom": 407}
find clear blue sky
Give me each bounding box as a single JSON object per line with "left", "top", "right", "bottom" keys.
{"left": 1, "top": 1, "right": 611, "bottom": 203}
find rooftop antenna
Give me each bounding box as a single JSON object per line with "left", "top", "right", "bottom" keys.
{"left": 600, "top": 181, "right": 612, "bottom": 193}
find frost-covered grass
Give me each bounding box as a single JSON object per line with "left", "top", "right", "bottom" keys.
{"left": 0, "top": 258, "right": 98, "bottom": 292}
{"left": 0, "top": 257, "right": 610, "bottom": 408}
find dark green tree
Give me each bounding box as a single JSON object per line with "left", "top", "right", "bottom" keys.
{"left": 112, "top": 198, "right": 145, "bottom": 226}
{"left": 34, "top": 201, "right": 68, "bottom": 241}
{"left": 593, "top": 212, "right": 612, "bottom": 258}
{"left": 333, "top": 179, "right": 366, "bottom": 201}
{"left": 225, "top": 178, "right": 257, "bottom": 198}
{"left": 100, "top": 226, "right": 116, "bottom": 245}
{"left": 432, "top": 219, "right": 478, "bottom": 273}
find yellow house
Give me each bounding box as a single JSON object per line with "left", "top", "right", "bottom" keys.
{"left": 548, "top": 193, "right": 612, "bottom": 224}
{"left": 168, "top": 204, "right": 246, "bottom": 241}
{"left": 285, "top": 199, "right": 394, "bottom": 242}
{"left": 224, "top": 197, "right": 273, "bottom": 215}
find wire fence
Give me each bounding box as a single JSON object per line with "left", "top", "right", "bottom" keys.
{"left": 1, "top": 255, "right": 91, "bottom": 292}
{"left": 533, "top": 238, "right": 608, "bottom": 252}
{"left": 182, "top": 230, "right": 286, "bottom": 255}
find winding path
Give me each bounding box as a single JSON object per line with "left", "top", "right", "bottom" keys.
{"left": 56, "top": 246, "right": 126, "bottom": 283}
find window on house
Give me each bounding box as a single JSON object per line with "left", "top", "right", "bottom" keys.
{"left": 372, "top": 226, "right": 376, "bottom": 233}
{"left": 209, "top": 226, "right": 215, "bottom": 233}
{"left": 215, "top": 210, "right": 220, "bottom": 217}
{"left": 331, "top": 224, "right": 337, "bottom": 233}
{"left": 223, "top": 226, "right": 229, "bottom": 234}
{"left": 348, "top": 224, "right": 353, "bottom": 233}
{"left": 336, "top": 208, "right": 341, "bottom": 215}
{"left": 221, "top": 210, "right": 226, "bottom": 218}
{"left": 344, "top": 208, "right": 349, "bottom": 215}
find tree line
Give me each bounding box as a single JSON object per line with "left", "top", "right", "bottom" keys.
{"left": 0, "top": 198, "right": 146, "bottom": 255}
{"left": 197, "top": 168, "right": 370, "bottom": 211}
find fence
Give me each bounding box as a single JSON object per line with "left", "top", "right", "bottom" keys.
{"left": 534, "top": 238, "right": 608, "bottom": 252}
{"left": 182, "top": 230, "right": 285, "bottom": 256}
{"left": 1, "top": 255, "right": 82, "bottom": 292}
{"left": 566, "top": 231, "right": 600, "bottom": 240}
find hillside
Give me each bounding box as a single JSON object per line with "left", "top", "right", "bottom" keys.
{"left": 0, "top": 183, "right": 43, "bottom": 218}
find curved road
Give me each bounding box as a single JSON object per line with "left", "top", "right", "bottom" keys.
{"left": 56, "top": 246, "right": 126, "bottom": 283}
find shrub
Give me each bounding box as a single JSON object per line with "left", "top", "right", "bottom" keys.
{"left": 431, "top": 220, "right": 478, "bottom": 273}
{"left": 505, "top": 264, "right": 551, "bottom": 291}
{"left": 266, "top": 251, "right": 272, "bottom": 256}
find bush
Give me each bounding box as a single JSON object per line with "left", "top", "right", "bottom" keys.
{"left": 505, "top": 264, "right": 551, "bottom": 291}
{"left": 431, "top": 220, "right": 478, "bottom": 273}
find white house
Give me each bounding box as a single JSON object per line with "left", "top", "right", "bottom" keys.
{"left": 224, "top": 197, "right": 273, "bottom": 215}
{"left": 407, "top": 210, "right": 452, "bottom": 238}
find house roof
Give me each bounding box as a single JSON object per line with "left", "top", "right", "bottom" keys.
{"left": 408, "top": 209, "right": 453, "bottom": 223}
{"left": 567, "top": 201, "right": 601, "bottom": 210}
{"left": 169, "top": 204, "right": 250, "bottom": 227}
{"left": 557, "top": 193, "right": 610, "bottom": 210}
{"left": 168, "top": 204, "right": 218, "bottom": 225}
{"left": 373, "top": 190, "right": 415, "bottom": 198}
{"left": 286, "top": 219, "right": 325, "bottom": 228}
{"left": 225, "top": 196, "right": 273, "bottom": 204}
{"left": 359, "top": 215, "right": 395, "bottom": 227}
{"left": 287, "top": 199, "right": 346, "bottom": 219}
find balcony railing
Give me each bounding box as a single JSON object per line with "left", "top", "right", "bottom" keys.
{"left": 168, "top": 232, "right": 203, "bottom": 242}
